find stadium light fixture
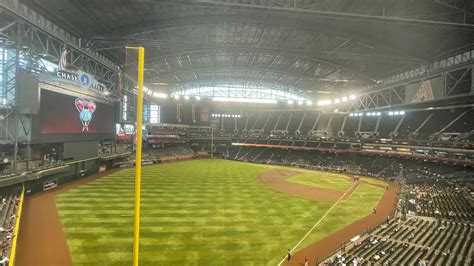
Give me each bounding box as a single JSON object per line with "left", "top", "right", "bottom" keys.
{"left": 349, "top": 94, "right": 356, "bottom": 100}
{"left": 306, "top": 100, "right": 313, "bottom": 106}
{"left": 400, "top": 111, "right": 405, "bottom": 115}
{"left": 212, "top": 97, "right": 278, "bottom": 104}
{"left": 334, "top": 98, "right": 340, "bottom": 104}
{"left": 388, "top": 111, "right": 394, "bottom": 116}
{"left": 317, "top": 100, "right": 332, "bottom": 106}
{"left": 377, "top": 112, "right": 381, "bottom": 116}
{"left": 195, "top": 96, "right": 201, "bottom": 100}
{"left": 184, "top": 95, "right": 190, "bottom": 100}
{"left": 341, "top": 96, "right": 348, "bottom": 102}
{"left": 394, "top": 111, "right": 399, "bottom": 115}
{"left": 288, "top": 100, "right": 294, "bottom": 104}
{"left": 153, "top": 92, "right": 168, "bottom": 99}
{"left": 174, "top": 95, "right": 180, "bottom": 100}
{"left": 298, "top": 100, "right": 303, "bottom": 105}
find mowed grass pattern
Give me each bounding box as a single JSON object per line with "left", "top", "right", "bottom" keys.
{"left": 286, "top": 171, "right": 353, "bottom": 191}
{"left": 56, "top": 159, "right": 384, "bottom": 265}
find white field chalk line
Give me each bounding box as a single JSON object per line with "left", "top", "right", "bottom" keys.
{"left": 277, "top": 181, "right": 359, "bottom": 266}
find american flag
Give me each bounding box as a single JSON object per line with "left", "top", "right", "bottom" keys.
{"left": 58, "top": 48, "right": 68, "bottom": 70}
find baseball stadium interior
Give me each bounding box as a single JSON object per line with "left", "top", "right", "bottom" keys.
{"left": 0, "top": 0, "right": 473, "bottom": 265}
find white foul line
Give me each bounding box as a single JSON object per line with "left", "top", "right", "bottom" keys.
{"left": 277, "top": 181, "right": 359, "bottom": 266}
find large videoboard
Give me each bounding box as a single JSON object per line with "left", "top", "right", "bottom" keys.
{"left": 33, "top": 89, "right": 116, "bottom": 142}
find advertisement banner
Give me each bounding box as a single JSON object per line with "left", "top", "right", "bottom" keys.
{"left": 38, "top": 70, "right": 110, "bottom": 103}
{"left": 200, "top": 105, "right": 209, "bottom": 122}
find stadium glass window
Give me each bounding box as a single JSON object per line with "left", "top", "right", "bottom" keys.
{"left": 150, "top": 105, "right": 160, "bottom": 124}
{"left": 143, "top": 104, "right": 150, "bottom": 123}
{"left": 0, "top": 46, "right": 3, "bottom": 104}
{"left": 170, "top": 84, "right": 307, "bottom": 102}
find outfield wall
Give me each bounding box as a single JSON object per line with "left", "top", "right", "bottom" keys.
{"left": 23, "top": 157, "right": 120, "bottom": 196}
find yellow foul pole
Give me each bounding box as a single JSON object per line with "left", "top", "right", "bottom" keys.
{"left": 132, "top": 47, "right": 145, "bottom": 266}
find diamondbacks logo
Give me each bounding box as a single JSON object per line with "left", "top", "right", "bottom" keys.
{"left": 75, "top": 98, "right": 96, "bottom": 132}
{"left": 412, "top": 80, "right": 434, "bottom": 103}
{"left": 79, "top": 73, "right": 91, "bottom": 88}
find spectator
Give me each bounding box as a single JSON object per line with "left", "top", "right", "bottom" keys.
{"left": 0, "top": 241, "right": 9, "bottom": 252}
{"left": 0, "top": 255, "right": 8, "bottom": 266}
{"left": 353, "top": 256, "right": 359, "bottom": 266}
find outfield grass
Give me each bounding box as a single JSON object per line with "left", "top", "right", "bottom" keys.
{"left": 286, "top": 171, "right": 353, "bottom": 191}
{"left": 56, "top": 159, "right": 384, "bottom": 265}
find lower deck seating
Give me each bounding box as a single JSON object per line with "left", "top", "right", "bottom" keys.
{"left": 326, "top": 217, "right": 472, "bottom": 265}
{"left": 0, "top": 190, "right": 21, "bottom": 264}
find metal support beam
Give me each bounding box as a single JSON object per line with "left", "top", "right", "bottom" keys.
{"left": 285, "top": 113, "right": 292, "bottom": 131}
{"left": 357, "top": 115, "right": 362, "bottom": 132}
{"left": 261, "top": 112, "right": 272, "bottom": 131}
{"left": 438, "top": 110, "right": 467, "bottom": 133}
{"left": 1, "top": 0, "right": 116, "bottom": 68}
{"left": 392, "top": 116, "right": 406, "bottom": 136}
{"left": 273, "top": 113, "right": 282, "bottom": 131}
{"left": 414, "top": 113, "right": 434, "bottom": 135}
{"left": 310, "top": 113, "right": 320, "bottom": 132}
{"left": 250, "top": 113, "right": 260, "bottom": 130}
{"left": 375, "top": 115, "right": 381, "bottom": 132}
{"left": 326, "top": 116, "right": 333, "bottom": 130}
{"left": 340, "top": 115, "right": 347, "bottom": 132}
{"left": 296, "top": 112, "right": 306, "bottom": 132}
{"left": 192, "top": 0, "right": 474, "bottom": 29}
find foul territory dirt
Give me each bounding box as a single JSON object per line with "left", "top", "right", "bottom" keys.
{"left": 15, "top": 169, "right": 119, "bottom": 266}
